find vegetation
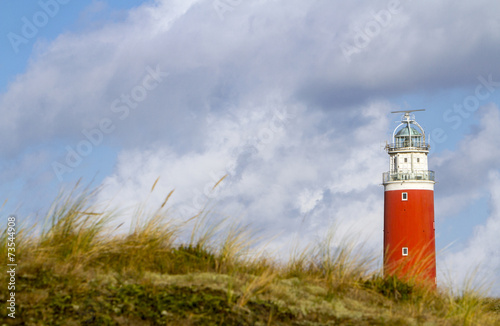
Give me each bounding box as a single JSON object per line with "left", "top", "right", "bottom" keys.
{"left": 1, "top": 182, "right": 499, "bottom": 325}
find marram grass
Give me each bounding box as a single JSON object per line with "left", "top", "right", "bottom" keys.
{"left": 1, "top": 184, "right": 499, "bottom": 325}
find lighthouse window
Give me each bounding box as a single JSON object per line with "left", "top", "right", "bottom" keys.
{"left": 402, "top": 247, "right": 408, "bottom": 256}
{"left": 402, "top": 192, "right": 408, "bottom": 201}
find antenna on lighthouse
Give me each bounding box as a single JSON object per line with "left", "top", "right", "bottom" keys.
{"left": 391, "top": 109, "right": 425, "bottom": 120}
{"left": 391, "top": 109, "right": 425, "bottom": 114}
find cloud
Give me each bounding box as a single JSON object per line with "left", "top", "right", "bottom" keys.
{"left": 96, "top": 99, "right": 390, "bottom": 254}
{"left": 440, "top": 170, "right": 500, "bottom": 295}
{"left": 434, "top": 104, "right": 500, "bottom": 219}
{"left": 434, "top": 104, "right": 500, "bottom": 294}
{"left": 2, "top": 0, "right": 500, "bottom": 157}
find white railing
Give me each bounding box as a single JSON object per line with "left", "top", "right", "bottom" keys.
{"left": 383, "top": 170, "right": 435, "bottom": 183}
{"left": 386, "top": 142, "right": 430, "bottom": 151}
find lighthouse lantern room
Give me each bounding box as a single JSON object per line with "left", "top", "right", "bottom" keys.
{"left": 383, "top": 110, "right": 436, "bottom": 284}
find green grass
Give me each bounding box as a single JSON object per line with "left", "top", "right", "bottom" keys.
{"left": 1, "top": 183, "right": 499, "bottom": 325}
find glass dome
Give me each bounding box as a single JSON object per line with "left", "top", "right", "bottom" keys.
{"left": 394, "top": 125, "right": 423, "bottom": 148}
{"left": 395, "top": 126, "right": 422, "bottom": 137}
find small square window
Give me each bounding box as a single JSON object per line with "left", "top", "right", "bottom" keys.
{"left": 404, "top": 158, "right": 408, "bottom": 163}
{"left": 402, "top": 192, "right": 408, "bottom": 201}
{"left": 417, "top": 158, "right": 420, "bottom": 163}
{"left": 402, "top": 247, "right": 408, "bottom": 256}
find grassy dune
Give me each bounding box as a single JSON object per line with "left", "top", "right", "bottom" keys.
{"left": 1, "top": 184, "right": 499, "bottom": 325}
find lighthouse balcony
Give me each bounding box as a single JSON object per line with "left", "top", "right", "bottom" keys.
{"left": 383, "top": 170, "right": 435, "bottom": 183}
{"left": 386, "top": 142, "right": 430, "bottom": 152}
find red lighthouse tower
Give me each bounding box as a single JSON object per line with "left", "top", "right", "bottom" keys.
{"left": 383, "top": 110, "right": 436, "bottom": 285}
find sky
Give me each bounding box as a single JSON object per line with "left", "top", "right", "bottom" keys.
{"left": 1, "top": 0, "right": 500, "bottom": 295}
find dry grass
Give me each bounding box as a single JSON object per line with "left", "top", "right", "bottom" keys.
{"left": 1, "top": 182, "right": 499, "bottom": 325}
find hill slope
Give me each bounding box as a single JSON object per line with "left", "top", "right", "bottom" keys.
{"left": 1, "top": 186, "right": 499, "bottom": 325}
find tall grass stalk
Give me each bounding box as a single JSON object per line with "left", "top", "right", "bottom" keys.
{"left": 36, "top": 183, "right": 112, "bottom": 268}
{"left": 284, "top": 227, "right": 377, "bottom": 290}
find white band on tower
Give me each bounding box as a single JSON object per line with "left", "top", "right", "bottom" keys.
{"left": 384, "top": 182, "right": 434, "bottom": 191}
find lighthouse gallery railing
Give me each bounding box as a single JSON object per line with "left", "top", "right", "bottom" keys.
{"left": 383, "top": 170, "right": 435, "bottom": 183}
{"left": 386, "top": 142, "right": 430, "bottom": 151}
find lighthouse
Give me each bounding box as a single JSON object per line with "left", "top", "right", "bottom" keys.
{"left": 383, "top": 110, "right": 436, "bottom": 284}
